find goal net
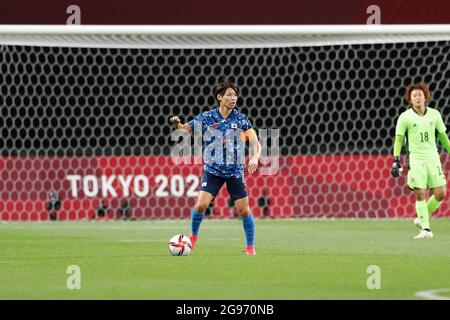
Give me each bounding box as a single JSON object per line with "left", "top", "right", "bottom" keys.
{"left": 0, "top": 25, "right": 449, "bottom": 220}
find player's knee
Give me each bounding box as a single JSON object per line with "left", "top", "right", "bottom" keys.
{"left": 435, "top": 190, "right": 446, "bottom": 202}
{"left": 415, "top": 190, "right": 427, "bottom": 201}
{"left": 237, "top": 207, "right": 251, "bottom": 217}
{"left": 416, "top": 194, "right": 427, "bottom": 201}
{"left": 194, "top": 202, "right": 209, "bottom": 213}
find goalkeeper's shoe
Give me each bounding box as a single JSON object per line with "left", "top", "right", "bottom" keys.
{"left": 189, "top": 235, "right": 198, "bottom": 251}
{"left": 414, "top": 218, "right": 421, "bottom": 229}
{"left": 245, "top": 246, "right": 256, "bottom": 256}
{"left": 413, "top": 230, "right": 433, "bottom": 239}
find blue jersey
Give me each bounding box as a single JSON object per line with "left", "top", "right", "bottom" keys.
{"left": 188, "top": 107, "right": 253, "bottom": 178}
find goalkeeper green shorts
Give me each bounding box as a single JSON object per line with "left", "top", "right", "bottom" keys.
{"left": 407, "top": 157, "right": 447, "bottom": 190}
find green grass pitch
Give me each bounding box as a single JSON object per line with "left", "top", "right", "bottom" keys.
{"left": 1, "top": 219, "right": 449, "bottom": 300}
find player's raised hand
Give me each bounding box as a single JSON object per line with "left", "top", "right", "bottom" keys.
{"left": 390, "top": 156, "right": 402, "bottom": 178}
{"left": 248, "top": 157, "right": 259, "bottom": 174}
{"left": 169, "top": 116, "right": 181, "bottom": 128}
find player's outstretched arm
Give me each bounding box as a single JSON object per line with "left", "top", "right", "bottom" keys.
{"left": 438, "top": 132, "right": 450, "bottom": 153}
{"left": 169, "top": 116, "right": 191, "bottom": 131}
{"left": 391, "top": 134, "right": 404, "bottom": 178}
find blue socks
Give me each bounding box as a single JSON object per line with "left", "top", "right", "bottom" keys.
{"left": 191, "top": 209, "right": 255, "bottom": 247}
{"left": 191, "top": 209, "right": 205, "bottom": 236}
{"left": 242, "top": 214, "right": 255, "bottom": 247}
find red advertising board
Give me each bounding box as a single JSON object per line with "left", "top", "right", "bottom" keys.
{"left": 1, "top": 155, "right": 449, "bottom": 220}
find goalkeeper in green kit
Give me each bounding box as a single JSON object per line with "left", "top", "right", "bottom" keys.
{"left": 391, "top": 83, "right": 450, "bottom": 239}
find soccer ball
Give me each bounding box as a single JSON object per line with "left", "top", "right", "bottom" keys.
{"left": 168, "top": 234, "right": 192, "bottom": 256}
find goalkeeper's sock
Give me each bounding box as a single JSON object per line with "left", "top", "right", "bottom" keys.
{"left": 416, "top": 200, "right": 430, "bottom": 230}
{"left": 191, "top": 209, "right": 205, "bottom": 236}
{"left": 242, "top": 214, "right": 255, "bottom": 247}
{"left": 427, "top": 195, "right": 442, "bottom": 217}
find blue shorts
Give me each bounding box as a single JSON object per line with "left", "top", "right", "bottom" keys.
{"left": 200, "top": 171, "right": 248, "bottom": 201}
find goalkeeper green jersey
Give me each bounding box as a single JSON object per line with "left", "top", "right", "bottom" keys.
{"left": 395, "top": 107, "right": 447, "bottom": 161}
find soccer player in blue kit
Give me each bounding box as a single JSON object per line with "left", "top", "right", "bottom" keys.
{"left": 170, "top": 80, "right": 261, "bottom": 255}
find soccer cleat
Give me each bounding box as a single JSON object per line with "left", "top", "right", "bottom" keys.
{"left": 413, "top": 230, "right": 433, "bottom": 239}
{"left": 245, "top": 246, "right": 256, "bottom": 256}
{"left": 413, "top": 218, "right": 421, "bottom": 229}
{"left": 189, "top": 235, "right": 198, "bottom": 251}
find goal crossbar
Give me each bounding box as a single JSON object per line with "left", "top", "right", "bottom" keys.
{"left": 0, "top": 24, "right": 449, "bottom": 48}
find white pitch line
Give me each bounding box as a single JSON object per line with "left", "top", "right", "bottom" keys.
{"left": 415, "top": 288, "right": 450, "bottom": 300}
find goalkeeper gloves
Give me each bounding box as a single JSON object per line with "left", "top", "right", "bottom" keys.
{"left": 390, "top": 156, "right": 402, "bottom": 178}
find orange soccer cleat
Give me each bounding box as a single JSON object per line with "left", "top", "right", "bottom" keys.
{"left": 189, "top": 235, "right": 198, "bottom": 251}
